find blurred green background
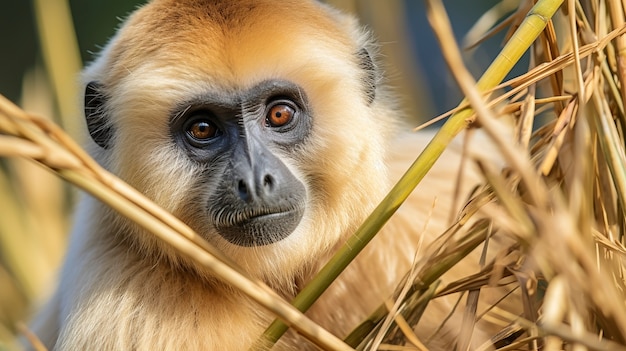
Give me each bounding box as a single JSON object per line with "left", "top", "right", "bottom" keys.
{"left": 0, "top": 0, "right": 511, "bottom": 349}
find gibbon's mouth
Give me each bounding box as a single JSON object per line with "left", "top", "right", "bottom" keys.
{"left": 213, "top": 205, "right": 304, "bottom": 247}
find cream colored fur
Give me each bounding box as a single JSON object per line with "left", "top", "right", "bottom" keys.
{"left": 30, "top": 1, "right": 506, "bottom": 350}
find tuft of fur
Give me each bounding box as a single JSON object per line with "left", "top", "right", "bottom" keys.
{"left": 30, "top": 1, "right": 506, "bottom": 350}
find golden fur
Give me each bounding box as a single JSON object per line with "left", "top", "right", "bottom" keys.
{"left": 30, "top": 0, "right": 506, "bottom": 349}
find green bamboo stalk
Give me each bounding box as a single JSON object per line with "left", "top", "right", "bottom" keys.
{"left": 260, "top": 0, "right": 564, "bottom": 347}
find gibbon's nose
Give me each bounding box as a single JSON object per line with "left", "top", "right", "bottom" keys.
{"left": 231, "top": 137, "right": 290, "bottom": 205}
{"left": 236, "top": 172, "right": 276, "bottom": 203}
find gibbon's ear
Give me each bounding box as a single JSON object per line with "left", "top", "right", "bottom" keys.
{"left": 357, "top": 47, "right": 377, "bottom": 104}
{"left": 84, "top": 81, "right": 113, "bottom": 149}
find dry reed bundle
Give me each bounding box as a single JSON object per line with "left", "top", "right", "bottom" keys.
{"left": 3, "top": 0, "right": 626, "bottom": 350}
{"left": 0, "top": 97, "right": 352, "bottom": 351}
{"left": 351, "top": 0, "right": 626, "bottom": 349}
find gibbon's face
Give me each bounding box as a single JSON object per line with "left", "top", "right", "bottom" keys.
{"left": 169, "top": 79, "right": 310, "bottom": 246}
{"left": 83, "top": 0, "right": 391, "bottom": 276}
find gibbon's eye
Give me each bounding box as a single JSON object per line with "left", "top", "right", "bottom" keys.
{"left": 188, "top": 120, "right": 218, "bottom": 140}
{"left": 184, "top": 116, "right": 221, "bottom": 144}
{"left": 266, "top": 102, "right": 295, "bottom": 128}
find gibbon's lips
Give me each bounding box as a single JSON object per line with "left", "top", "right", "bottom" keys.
{"left": 213, "top": 205, "right": 304, "bottom": 247}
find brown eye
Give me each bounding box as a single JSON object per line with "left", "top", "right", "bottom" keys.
{"left": 266, "top": 104, "right": 295, "bottom": 127}
{"left": 187, "top": 120, "right": 219, "bottom": 140}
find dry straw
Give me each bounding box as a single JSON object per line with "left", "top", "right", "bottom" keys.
{"left": 4, "top": 0, "right": 626, "bottom": 350}
{"left": 0, "top": 94, "right": 351, "bottom": 351}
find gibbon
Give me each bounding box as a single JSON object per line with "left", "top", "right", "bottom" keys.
{"left": 30, "top": 0, "right": 509, "bottom": 350}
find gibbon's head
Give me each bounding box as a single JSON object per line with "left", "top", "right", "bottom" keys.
{"left": 83, "top": 0, "right": 394, "bottom": 285}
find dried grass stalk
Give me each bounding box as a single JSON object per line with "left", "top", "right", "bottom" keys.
{"left": 0, "top": 94, "right": 352, "bottom": 351}
{"left": 362, "top": 0, "right": 626, "bottom": 349}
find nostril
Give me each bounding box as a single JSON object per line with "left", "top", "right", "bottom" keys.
{"left": 238, "top": 180, "right": 250, "bottom": 201}
{"left": 263, "top": 174, "right": 274, "bottom": 191}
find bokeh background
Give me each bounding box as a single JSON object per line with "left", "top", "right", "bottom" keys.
{"left": 0, "top": 0, "right": 520, "bottom": 349}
